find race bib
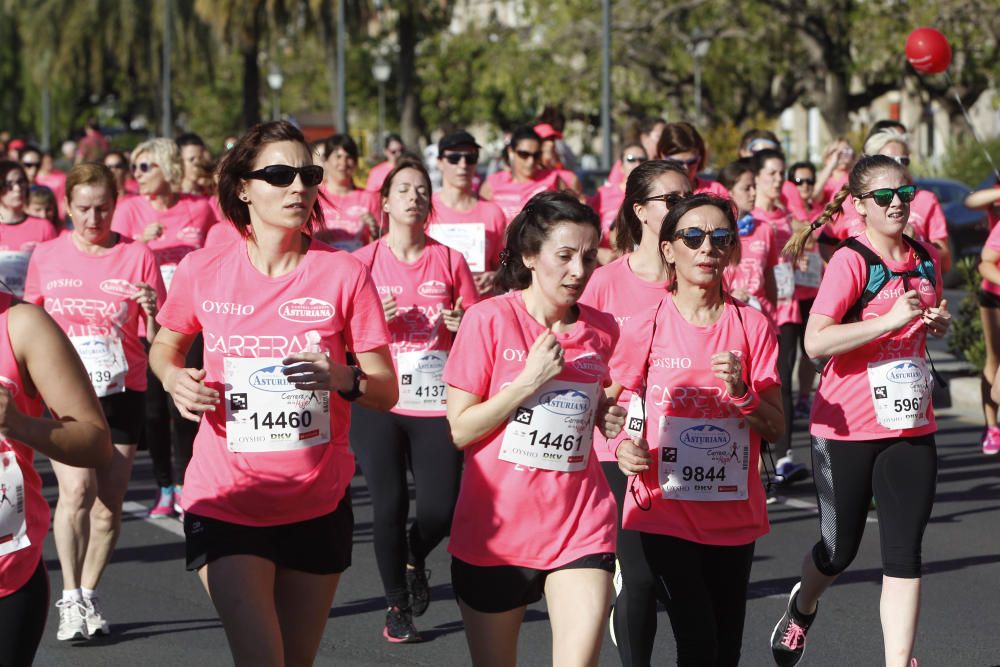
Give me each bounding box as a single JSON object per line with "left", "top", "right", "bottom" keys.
{"left": 160, "top": 264, "right": 177, "bottom": 292}
{"left": 794, "top": 252, "right": 823, "bottom": 288}
{"left": 866, "top": 357, "right": 931, "bottom": 429}
{"left": 428, "top": 223, "right": 486, "bottom": 273}
{"left": 774, "top": 262, "right": 794, "bottom": 300}
{"left": 396, "top": 350, "right": 448, "bottom": 411}
{"left": 657, "top": 416, "right": 750, "bottom": 501}
{"left": 224, "top": 356, "right": 331, "bottom": 453}
{"left": 70, "top": 335, "right": 128, "bottom": 397}
{"left": 499, "top": 380, "right": 598, "bottom": 472}
{"left": 0, "top": 251, "right": 31, "bottom": 298}
{"left": 0, "top": 447, "right": 30, "bottom": 557}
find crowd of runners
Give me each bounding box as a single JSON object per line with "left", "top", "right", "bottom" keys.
{"left": 0, "top": 111, "right": 996, "bottom": 667}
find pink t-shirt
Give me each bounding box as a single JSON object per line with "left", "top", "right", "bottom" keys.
{"left": 24, "top": 235, "right": 165, "bottom": 392}
{"left": 610, "top": 295, "right": 778, "bottom": 545}
{"left": 0, "top": 216, "right": 60, "bottom": 297}
{"left": 826, "top": 190, "right": 947, "bottom": 246}
{"left": 694, "top": 178, "right": 730, "bottom": 199}
{"left": 156, "top": 239, "right": 390, "bottom": 526}
{"left": 821, "top": 173, "right": 849, "bottom": 204}
{"left": 988, "top": 183, "right": 1000, "bottom": 230}
{"left": 781, "top": 181, "right": 825, "bottom": 224}
{"left": 606, "top": 160, "right": 624, "bottom": 187}
{"left": 442, "top": 291, "right": 619, "bottom": 568}
{"left": 754, "top": 207, "right": 799, "bottom": 326}
{"left": 317, "top": 186, "right": 380, "bottom": 252}
{"left": 579, "top": 255, "right": 668, "bottom": 462}
{"left": 365, "top": 161, "right": 393, "bottom": 193}
{"left": 353, "top": 238, "right": 478, "bottom": 417}
{"left": 203, "top": 220, "right": 244, "bottom": 247}
{"left": 591, "top": 184, "right": 625, "bottom": 248}
{"left": 111, "top": 195, "right": 216, "bottom": 290}
{"left": 725, "top": 219, "right": 778, "bottom": 320}
{"left": 0, "top": 293, "right": 47, "bottom": 597}
{"left": 427, "top": 193, "right": 508, "bottom": 273}
{"left": 809, "top": 234, "right": 942, "bottom": 441}
{"left": 484, "top": 170, "right": 560, "bottom": 222}
{"left": 981, "top": 221, "right": 1000, "bottom": 296}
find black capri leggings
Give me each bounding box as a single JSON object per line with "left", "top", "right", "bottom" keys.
{"left": 0, "top": 559, "right": 48, "bottom": 666}
{"left": 350, "top": 405, "right": 462, "bottom": 607}
{"left": 811, "top": 434, "right": 937, "bottom": 579}
{"left": 776, "top": 297, "right": 814, "bottom": 458}
{"left": 144, "top": 337, "right": 201, "bottom": 488}
{"left": 641, "top": 533, "right": 755, "bottom": 667}
{"left": 601, "top": 460, "right": 659, "bottom": 667}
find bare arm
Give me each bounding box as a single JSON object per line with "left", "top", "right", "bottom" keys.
{"left": 980, "top": 247, "right": 1000, "bottom": 287}
{"left": 745, "top": 385, "right": 784, "bottom": 443}
{"left": 351, "top": 347, "right": 398, "bottom": 411}
{"left": 6, "top": 304, "right": 111, "bottom": 467}
{"left": 803, "top": 290, "right": 923, "bottom": 358}
{"left": 150, "top": 326, "right": 217, "bottom": 422}
{"left": 932, "top": 240, "right": 952, "bottom": 274}
{"left": 965, "top": 187, "right": 1000, "bottom": 210}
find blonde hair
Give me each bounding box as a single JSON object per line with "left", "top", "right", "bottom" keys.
{"left": 782, "top": 154, "right": 906, "bottom": 260}
{"left": 863, "top": 128, "right": 910, "bottom": 157}
{"left": 131, "top": 138, "right": 183, "bottom": 190}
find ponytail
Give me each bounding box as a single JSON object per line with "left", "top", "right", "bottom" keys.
{"left": 783, "top": 184, "right": 850, "bottom": 260}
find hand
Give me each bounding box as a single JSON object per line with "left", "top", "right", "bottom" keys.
{"left": 381, "top": 294, "right": 398, "bottom": 323}
{"left": 796, "top": 254, "right": 812, "bottom": 272}
{"left": 141, "top": 222, "right": 165, "bottom": 243}
{"left": 886, "top": 289, "right": 924, "bottom": 331}
{"left": 731, "top": 288, "right": 751, "bottom": 303}
{"left": 617, "top": 436, "right": 652, "bottom": 475}
{"left": 599, "top": 399, "right": 626, "bottom": 439}
{"left": 282, "top": 352, "right": 352, "bottom": 392}
{"left": 474, "top": 271, "right": 496, "bottom": 295}
{"left": 441, "top": 296, "right": 464, "bottom": 333}
{"left": 515, "top": 331, "right": 564, "bottom": 391}
{"left": 166, "top": 367, "right": 219, "bottom": 422}
{"left": 711, "top": 351, "right": 746, "bottom": 398}
{"left": 922, "top": 298, "right": 951, "bottom": 337}
{"left": 132, "top": 281, "right": 158, "bottom": 318}
{"left": 0, "top": 385, "right": 25, "bottom": 440}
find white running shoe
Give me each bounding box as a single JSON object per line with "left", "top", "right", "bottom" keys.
{"left": 56, "top": 599, "right": 90, "bottom": 641}
{"left": 84, "top": 596, "right": 110, "bottom": 636}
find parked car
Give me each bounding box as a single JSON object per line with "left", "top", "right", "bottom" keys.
{"left": 915, "top": 177, "right": 990, "bottom": 286}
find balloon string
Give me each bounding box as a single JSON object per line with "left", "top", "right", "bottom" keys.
{"left": 944, "top": 71, "right": 1000, "bottom": 182}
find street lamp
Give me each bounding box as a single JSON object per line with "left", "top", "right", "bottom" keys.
{"left": 372, "top": 55, "right": 392, "bottom": 158}
{"left": 689, "top": 29, "right": 711, "bottom": 123}
{"left": 267, "top": 62, "right": 284, "bottom": 121}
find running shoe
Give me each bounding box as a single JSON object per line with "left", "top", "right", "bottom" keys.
{"left": 406, "top": 567, "right": 431, "bottom": 617}
{"left": 383, "top": 604, "right": 422, "bottom": 643}
{"left": 84, "top": 596, "right": 110, "bottom": 636}
{"left": 148, "top": 486, "right": 174, "bottom": 519}
{"left": 775, "top": 456, "right": 810, "bottom": 485}
{"left": 172, "top": 485, "right": 184, "bottom": 519}
{"left": 793, "top": 397, "right": 812, "bottom": 420}
{"left": 982, "top": 426, "right": 1000, "bottom": 455}
{"left": 55, "top": 599, "right": 90, "bottom": 641}
{"left": 770, "top": 582, "right": 816, "bottom": 666}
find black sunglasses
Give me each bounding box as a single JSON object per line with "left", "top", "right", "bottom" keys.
{"left": 858, "top": 184, "right": 917, "bottom": 207}
{"left": 666, "top": 156, "right": 700, "bottom": 167}
{"left": 105, "top": 162, "right": 127, "bottom": 170}
{"left": 514, "top": 149, "right": 542, "bottom": 161}
{"left": 3, "top": 178, "right": 28, "bottom": 191}
{"left": 442, "top": 152, "right": 479, "bottom": 165}
{"left": 791, "top": 176, "right": 815, "bottom": 186}
{"left": 131, "top": 162, "right": 156, "bottom": 174}
{"left": 245, "top": 164, "right": 324, "bottom": 187}
{"left": 643, "top": 192, "right": 687, "bottom": 207}
{"left": 889, "top": 156, "right": 911, "bottom": 167}
{"left": 21, "top": 161, "right": 40, "bottom": 169}
{"left": 624, "top": 154, "right": 647, "bottom": 164}
{"left": 673, "top": 227, "right": 737, "bottom": 250}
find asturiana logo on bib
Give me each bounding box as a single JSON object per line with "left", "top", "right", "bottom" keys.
{"left": 100, "top": 279, "right": 136, "bottom": 298}
{"left": 679, "top": 424, "right": 732, "bottom": 450}
{"left": 279, "top": 297, "right": 334, "bottom": 323}
{"left": 417, "top": 280, "right": 448, "bottom": 298}
{"left": 249, "top": 365, "right": 294, "bottom": 392}
{"left": 887, "top": 361, "right": 924, "bottom": 384}
{"left": 415, "top": 354, "right": 446, "bottom": 374}
{"left": 538, "top": 389, "right": 591, "bottom": 416}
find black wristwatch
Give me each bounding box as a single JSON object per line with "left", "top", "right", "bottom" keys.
{"left": 338, "top": 366, "right": 367, "bottom": 402}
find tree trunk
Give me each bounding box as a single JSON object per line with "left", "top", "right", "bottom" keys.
{"left": 317, "top": 2, "right": 338, "bottom": 130}
{"left": 818, "top": 72, "right": 849, "bottom": 138}
{"left": 397, "top": 4, "right": 423, "bottom": 148}
{"left": 241, "top": 11, "right": 261, "bottom": 129}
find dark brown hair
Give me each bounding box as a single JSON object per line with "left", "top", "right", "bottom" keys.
{"left": 65, "top": 163, "right": 118, "bottom": 206}
{"left": 217, "top": 121, "right": 323, "bottom": 238}
{"left": 614, "top": 160, "right": 690, "bottom": 254}
{"left": 378, "top": 155, "right": 434, "bottom": 231}
{"left": 657, "top": 122, "right": 707, "bottom": 171}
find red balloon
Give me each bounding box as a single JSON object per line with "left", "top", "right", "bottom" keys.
{"left": 906, "top": 27, "right": 952, "bottom": 74}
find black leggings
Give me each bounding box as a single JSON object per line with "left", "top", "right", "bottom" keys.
{"left": 641, "top": 533, "right": 755, "bottom": 667}
{"left": 776, "top": 322, "right": 805, "bottom": 458}
{"left": 602, "top": 461, "right": 659, "bottom": 667}
{"left": 0, "top": 559, "right": 48, "bottom": 666}
{"left": 144, "top": 338, "right": 200, "bottom": 488}
{"left": 350, "top": 405, "right": 462, "bottom": 607}
{"left": 811, "top": 434, "right": 937, "bottom": 579}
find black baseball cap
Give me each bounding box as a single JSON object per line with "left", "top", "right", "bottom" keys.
{"left": 438, "top": 131, "right": 480, "bottom": 154}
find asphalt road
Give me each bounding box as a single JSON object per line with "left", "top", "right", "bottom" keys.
{"left": 32, "top": 397, "right": 1000, "bottom": 666}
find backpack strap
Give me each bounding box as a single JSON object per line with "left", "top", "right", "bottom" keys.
{"left": 839, "top": 234, "right": 937, "bottom": 323}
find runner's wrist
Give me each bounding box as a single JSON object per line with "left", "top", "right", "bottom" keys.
{"left": 728, "top": 386, "right": 760, "bottom": 415}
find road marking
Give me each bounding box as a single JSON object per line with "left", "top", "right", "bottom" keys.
{"left": 122, "top": 501, "right": 185, "bottom": 537}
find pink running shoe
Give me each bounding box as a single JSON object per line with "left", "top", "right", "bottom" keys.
{"left": 148, "top": 486, "right": 174, "bottom": 519}
{"left": 172, "top": 485, "right": 184, "bottom": 520}
{"left": 982, "top": 426, "right": 1000, "bottom": 455}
